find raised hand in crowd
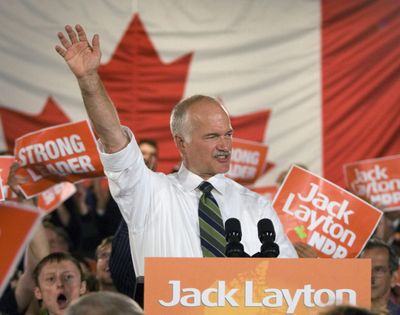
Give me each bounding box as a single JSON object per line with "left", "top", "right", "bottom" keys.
{"left": 14, "top": 224, "right": 50, "bottom": 314}
{"left": 294, "top": 242, "right": 318, "bottom": 258}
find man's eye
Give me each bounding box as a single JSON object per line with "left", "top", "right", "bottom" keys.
{"left": 46, "top": 276, "right": 55, "bottom": 283}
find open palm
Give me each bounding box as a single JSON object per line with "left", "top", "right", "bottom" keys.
{"left": 55, "top": 24, "right": 101, "bottom": 78}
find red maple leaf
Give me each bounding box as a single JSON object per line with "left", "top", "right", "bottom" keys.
{"left": 231, "top": 109, "right": 270, "bottom": 142}
{"left": 98, "top": 15, "right": 193, "bottom": 173}
{"left": 98, "top": 15, "right": 271, "bottom": 173}
{"left": 0, "top": 97, "right": 70, "bottom": 152}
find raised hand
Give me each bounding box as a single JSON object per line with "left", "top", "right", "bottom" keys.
{"left": 55, "top": 24, "right": 129, "bottom": 152}
{"left": 55, "top": 24, "right": 101, "bottom": 79}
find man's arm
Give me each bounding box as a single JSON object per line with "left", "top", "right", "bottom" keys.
{"left": 55, "top": 24, "right": 128, "bottom": 153}
{"left": 15, "top": 223, "right": 50, "bottom": 313}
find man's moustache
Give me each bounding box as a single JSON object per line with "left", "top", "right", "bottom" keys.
{"left": 213, "top": 151, "right": 231, "bottom": 158}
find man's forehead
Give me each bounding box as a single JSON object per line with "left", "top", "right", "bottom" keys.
{"left": 139, "top": 143, "right": 157, "bottom": 153}
{"left": 40, "top": 260, "right": 79, "bottom": 273}
{"left": 362, "top": 247, "right": 390, "bottom": 262}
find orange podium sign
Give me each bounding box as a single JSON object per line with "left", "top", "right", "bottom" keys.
{"left": 145, "top": 258, "right": 370, "bottom": 315}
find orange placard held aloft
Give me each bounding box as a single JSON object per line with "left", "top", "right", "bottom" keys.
{"left": 273, "top": 165, "right": 382, "bottom": 258}
{"left": 14, "top": 120, "right": 104, "bottom": 198}
{"left": 145, "top": 257, "right": 370, "bottom": 315}
{"left": 0, "top": 156, "right": 15, "bottom": 201}
{"left": 344, "top": 155, "right": 400, "bottom": 211}
{"left": 227, "top": 138, "right": 268, "bottom": 185}
{"left": 37, "top": 182, "right": 77, "bottom": 214}
{"left": 0, "top": 201, "right": 43, "bottom": 296}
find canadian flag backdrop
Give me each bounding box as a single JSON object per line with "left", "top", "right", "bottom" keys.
{"left": 0, "top": 0, "right": 398, "bottom": 187}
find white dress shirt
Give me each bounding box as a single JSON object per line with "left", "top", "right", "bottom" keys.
{"left": 99, "top": 128, "right": 297, "bottom": 276}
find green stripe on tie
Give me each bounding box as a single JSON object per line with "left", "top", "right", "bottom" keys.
{"left": 198, "top": 181, "right": 226, "bottom": 257}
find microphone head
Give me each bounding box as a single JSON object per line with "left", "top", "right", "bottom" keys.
{"left": 225, "top": 218, "right": 242, "bottom": 242}
{"left": 257, "top": 218, "right": 275, "bottom": 243}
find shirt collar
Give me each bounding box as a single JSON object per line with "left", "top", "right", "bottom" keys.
{"left": 177, "top": 164, "right": 227, "bottom": 196}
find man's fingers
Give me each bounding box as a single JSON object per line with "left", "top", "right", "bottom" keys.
{"left": 65, "top": 24, "right": 79, "bottom": 44}
{"left": 55, "top": 45, "right": 66, "bottom": 57}
{"left": 57, "top": 31, "right": 71, "bottom": 49}
{"left": 92, "top": 34, "right": 100, "bottom": 53}
{"left": 75, "top": 24, "right": 88, "bottom": 42}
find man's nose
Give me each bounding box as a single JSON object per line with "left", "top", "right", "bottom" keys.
{"left": 56, "top": 277, "right": 64, "bottom": 287}
{"left": 217, "top": 136, "right": 231, "bottom": 150}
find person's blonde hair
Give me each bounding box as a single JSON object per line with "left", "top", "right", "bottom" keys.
{"left": 66, "top": 291, "right": 144, "bottom": 315}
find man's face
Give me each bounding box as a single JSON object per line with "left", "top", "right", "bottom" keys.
{"left": 139, "top": 142, "right": 157, "bottom": 171}
{"left": 45, "top": 228, "right": 69, "bottom": 253}
{"left": 34, "top": 260, "right": 86, "bottom": 315}
{"left": 177, "top": 100, "right": 232, "bottom": 179}
{"left": 361, "top": 247, "right": 395, "bottom": 301}
{"left": 96, "top": 243, "right": 113, "bottom": 285}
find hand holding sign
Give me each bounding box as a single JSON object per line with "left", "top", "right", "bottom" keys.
{"left": 0, "top": 156, "right": 17, "bottom": 201}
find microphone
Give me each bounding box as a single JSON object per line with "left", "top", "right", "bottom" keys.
{"left": 224, "top": 218, "right": 250, "bottom": 257}
{"left": 252, "top": 218, "right": 280, "bottom": 257}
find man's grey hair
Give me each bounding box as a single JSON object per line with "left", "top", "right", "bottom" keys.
{"left": 65, "top": 291, "right": 144, "bottom": 315}
{"left": 170, "top": 94, "right": 221, "bottom": 143}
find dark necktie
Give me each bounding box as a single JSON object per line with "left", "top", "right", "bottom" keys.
{"left": 198, "top": 181, "right": 226, "bottom": 257}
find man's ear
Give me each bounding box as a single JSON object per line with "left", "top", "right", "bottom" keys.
{"left": 34, "top": 286, "right": 42, "bottom": 300}
{"left": 79, "top": 281, "right": 87, "bottom": 295}
{"left": 174, "top": 135, "right": 186, "bottom": 152}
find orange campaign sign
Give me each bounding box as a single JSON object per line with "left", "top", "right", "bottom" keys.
{"left": 227, "top": 138, "right": 268, "bottom": 185}
{"left": 37, "top": 182, "right": 77, "bottom": 214}
{"left": 145, "top": 257, "right": 370, "bottom": 315}
{"left": 273, "top": 166, "right": 382, "bottom": 258}
{"left": 344, "top": 155, "right": 400, "bottom": 211}
{"left": 0, "top": 201, "right": 43, "bottom": 297}
{"left": 250, "top": 185, "right": 278, "bottom": 202}
{"left": 14, "top": 120, "right": 104, "bottom": 198}
{"left": 0, "top": 155, "right": 15, "bottom": 201}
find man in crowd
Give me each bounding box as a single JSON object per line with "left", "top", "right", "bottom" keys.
{"left": 359, "top": 238, "right": 400, "bottom": 315}
{"left": 33, "top": 252, "right": 87, "bottom": 315}
{"left": 95, "top": 237, "right": 116, "bottom": 292}
{"left": 55, "top": 24, "right": 297, "bottom": 276}
{"left": 43, "top": 222, "right": 71, "bottom": 254}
